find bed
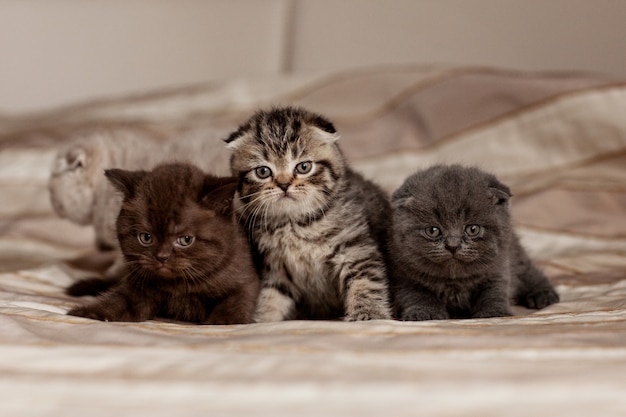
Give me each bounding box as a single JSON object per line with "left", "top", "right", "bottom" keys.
{"left": 2, "top": 64, "right": 626, "bottom": 416}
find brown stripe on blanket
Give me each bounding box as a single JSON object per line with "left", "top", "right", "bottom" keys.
{"left": 550, "top": 272, "right": 626, "bottom": 287}
{"left": 509, "top": 151, "right": 626, "bottom": 239}
{"left": 512, "top": 188, "right": 626, "bottom": 239}
{"left": 327, "top": 71, "right": 619, "bottom": 160}
{"left": 289, "top": 65, "right": 618, "bottom": 122}
{"left": 340, "top": 83, "right": 626, "bottom": 168}
{"left": 508, "top": 149, "right": 626, "bottom": 195}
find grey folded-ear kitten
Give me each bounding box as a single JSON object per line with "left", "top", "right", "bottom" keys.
{"left": 389, "top": 164, "right": 559, "bottom": 321}
{"left": 49, "top": 126, "right": 231, "bottom": 281}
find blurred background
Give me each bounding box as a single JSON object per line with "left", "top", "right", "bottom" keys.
{"left": 1, "top": 0, "right": 626, "bottom": 113}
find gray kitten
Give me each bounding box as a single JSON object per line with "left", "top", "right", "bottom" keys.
{"left": 225, "top": 106, "right": 392, "bottom": 321}
{"left": 389, "top": 164, "right": 559, "bottom": 320}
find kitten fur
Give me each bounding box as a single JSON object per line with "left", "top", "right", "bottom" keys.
{"left": 49, "top": 127, "right": 231, "bottom": 279}
{"left": 225, "top": 106, "right": 392, "bottom": 321}
{"left": 67, "top": 163, "right": 259, "bottom": 324}
{"left": 389, "top": 164, "right": 559, "bottom": 320}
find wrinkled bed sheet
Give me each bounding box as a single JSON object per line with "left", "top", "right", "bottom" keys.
{"left": 1, "top": 65, "right": 626, "bottom": 416}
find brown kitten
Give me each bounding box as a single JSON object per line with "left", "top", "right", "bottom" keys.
{"left": 67, "top": 163, "right": 260, "bottom": 324}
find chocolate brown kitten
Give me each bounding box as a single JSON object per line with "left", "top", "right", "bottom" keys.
{"left": 389, "top": 164, "right": 559, "bottom": 321}
{"left": 67, "top": 163, "right": 259, "bottom": 324}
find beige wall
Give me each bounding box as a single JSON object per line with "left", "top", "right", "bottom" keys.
{"left": 1, "top": 0, "right": 626, "bottom": 113}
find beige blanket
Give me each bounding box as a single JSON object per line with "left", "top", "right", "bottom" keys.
{"left": 1, "top": 65, "right": 626, "bottom": 416}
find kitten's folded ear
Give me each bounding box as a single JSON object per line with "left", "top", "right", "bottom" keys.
{"left": 310, "top": 125, "right": 340, "bottom": 143}
{"left": 391, "top": 187, "right": 414, "bottom": 209}
{"left": 310, "top": 115, "right": 337, "bottom": 135}
{"left": 223, "top": 123, "right": 251, "bottom": 151}
{"left": 65, "top": 147, "right": 87, "bottom": 171}
{"left": 200, "top": 176, "right": 239, "bottom": 216}
{"left": 488, "top": 178, "right": 512, "bottom": 205}
{"left": 105, "top": 169, "right": 147, "bottom": 199}
{"left": 308, "top": 114, "right": 339, "bottom": 144}
{"left": 52, "top": 147, "right": 87, "bottom": 174}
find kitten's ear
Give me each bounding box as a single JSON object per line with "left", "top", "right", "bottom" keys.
{"left": 200, "top": 176, "right": 238, "bottom": 216}
{"left": 310, "top": 115, "right": 337, "bottom": 135}
{"left": 53, "top": 147, "right": 87, "bottom": 174}
{"left": 105, "top": 169, "right": 146, "bottom": 199}
{"left": 310, "top": 126, "right": 340, "bottom": 143}
{"left": 488, "top": 178, "right": 512, "bottom": 205}
{"left": 391, "top": 185, "right": 415, "bottom": 209}
{"left": 224, "top": 123, "right": 251, "bottom": 151}
{"left": 309, "top": 114, "right": 339, "bottom": 143}
{"left": 391, "top": 196, "right": 413, "bottom": 210}
{"left": 65, "top": 147, "right": 87, "bottom": 171}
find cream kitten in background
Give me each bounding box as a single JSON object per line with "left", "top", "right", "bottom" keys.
{"left": 49, "top": 126, "right": 231, "bottom": 279}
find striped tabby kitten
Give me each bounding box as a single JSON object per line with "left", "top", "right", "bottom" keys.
{"left": 225, "top": 107, "right": 392, "bottom": 321}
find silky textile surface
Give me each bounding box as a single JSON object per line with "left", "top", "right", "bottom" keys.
{"left": 1, "top": 65, "right": 625, "bottom": 416}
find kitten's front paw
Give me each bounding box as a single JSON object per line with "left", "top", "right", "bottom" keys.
{"left": 400, "top": 307, "right": 449, "bottom": 321}
{"left": 345, "top": 303, "right": 392, "bottom": 321}
{"left": 472, "top": 306, "right": 513, "bottom": 319}
{"left": 344, "top": 281, "right": 393, "bottom": 321}
{"left": 254, "top": 288, "right": 296, "bottom": 322}
{"left": 522, "top": 288, "right": 559, "bottom": 310}
{"left": 68, "top": 302, "right": 143, "bottom": 322}
{"left": 68, "top": 304, "right": 115, "bottom": 322}
{"left": 254, "top": 309, "right": 289, "bottom": 323}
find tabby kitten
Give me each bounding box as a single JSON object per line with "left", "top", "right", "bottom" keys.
{"left": 225, "top": 106, "right": 392, "bottom": 321}
{"left": 389, "top": 164, "right": 559, "bottom": 320}
{"left": 67, "top": 163, "right": 260, "bottom": 324}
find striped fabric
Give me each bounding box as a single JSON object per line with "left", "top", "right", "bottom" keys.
{"left": 1, "top": 65, "right": 625, "bottom": 416}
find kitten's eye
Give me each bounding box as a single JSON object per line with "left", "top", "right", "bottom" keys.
{"left": 295, "top": 161, "right": 313, "bottom": 175}
{"left": 254, "top": 166, "right": 272, "bottom": 179}
{"left": 424, "top": 226, "right": 441, "bottom": 238}
{"left": 137, "top": 232, "right": 153, "bottom": 246}
{"left": 465, "top": 225, "right": 481, "bottom": 237}
{"left": 176, "top": 235, "right": 195, "bottom": 247}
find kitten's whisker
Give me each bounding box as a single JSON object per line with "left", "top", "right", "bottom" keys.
{"left": 184, "top": 264, "right": 203, "bottom": 282}
{"left": 181, "top": 268, "right": 195, "bottom": 294}
{"left": 237, "top": 191, "right": 269, "bottom": 225}
{"left": 241, "top": 198, "right": 266, "bottom": 226}
{"left": 249, "top": 194, "right": 273, "bottom": 233}
{"left": 261, "top": 198, "right": 272, "bottom": 234}
{"left": 237, "top": 190, "right": 265, "bottom": 211}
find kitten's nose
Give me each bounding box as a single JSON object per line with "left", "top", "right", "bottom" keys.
{"left": 276, "top": 181, "right": 290, "bottom": 192}
{"left": 156, "top": 251, "right": 169, "bottom": 263}
{"left": 445, "top": 238, "right": 461, "bottom": 254}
